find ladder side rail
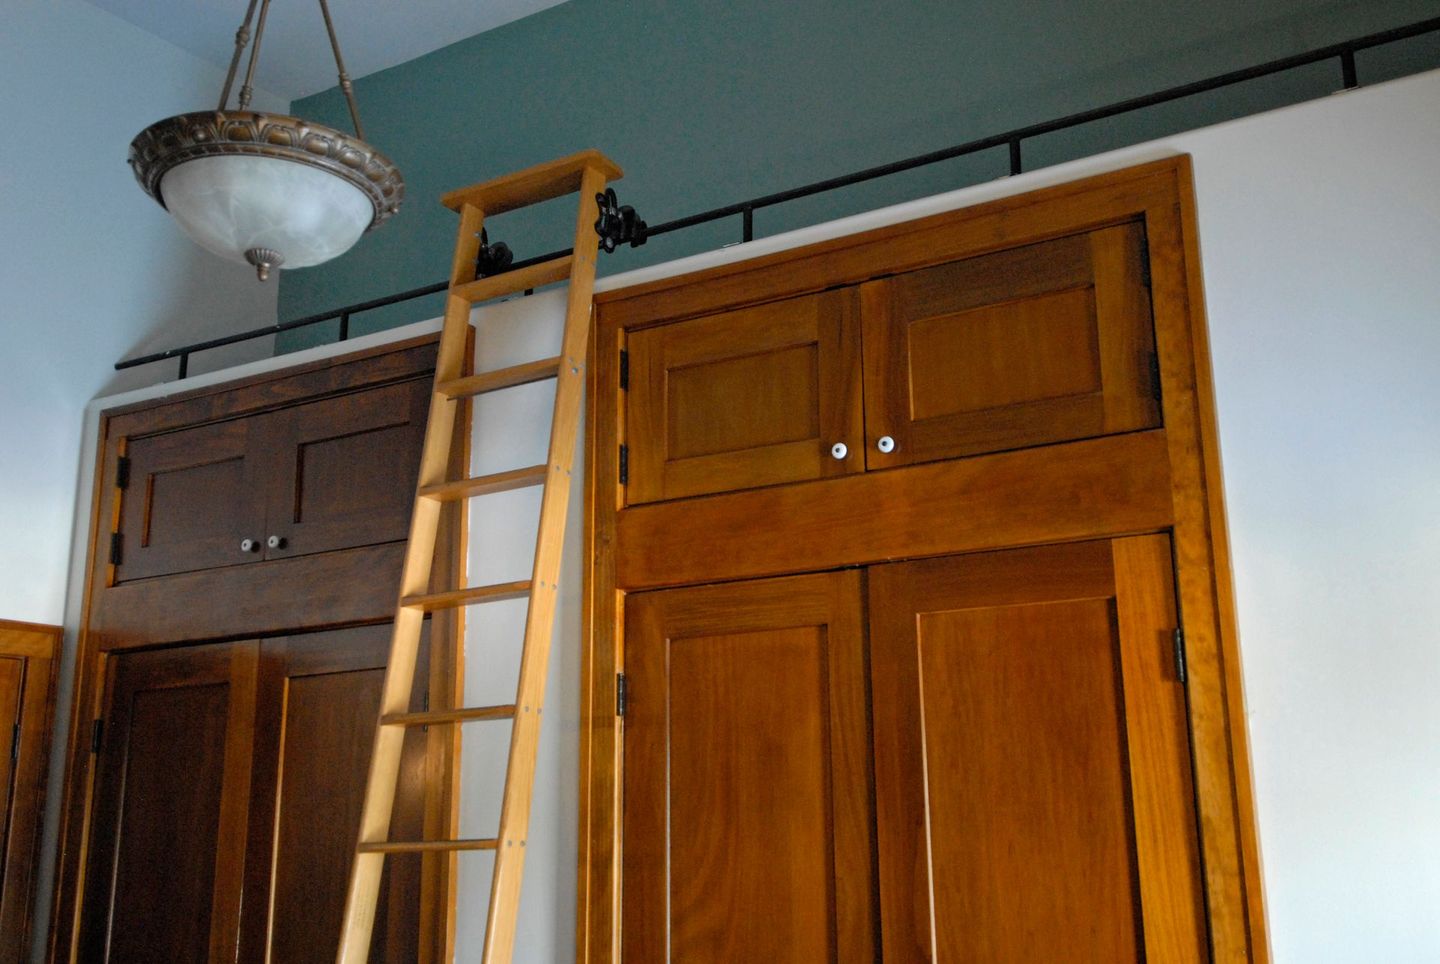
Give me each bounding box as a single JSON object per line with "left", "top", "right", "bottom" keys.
{"left": 481, "top": 164, "right": 611, "bottom": 963}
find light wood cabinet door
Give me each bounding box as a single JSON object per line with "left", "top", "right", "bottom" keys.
{"left": 869, "top": 536, "right": 1207, "bottom": 962}
{"left": 861, "top": 222, "right": 1160, "bottom": 468}
{"left": 622, "top": 571, "right": 877, "bottom": 962}
{"left": 79, "top": 640, "right": 259, "bottom": 964}
{"left": 625, "top": 289, "right": 863, "bottom": 503}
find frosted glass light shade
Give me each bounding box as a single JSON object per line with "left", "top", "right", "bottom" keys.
{"left": 161, "top": 156, "right": 373, "bottom": 269}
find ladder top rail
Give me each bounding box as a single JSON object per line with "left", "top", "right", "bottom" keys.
{"left": 441, "top": 149, "right": 622, "bottom": 215}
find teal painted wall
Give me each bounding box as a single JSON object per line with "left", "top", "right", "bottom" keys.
{"left": 277, "top": 0, "right": 1440, "bottom": 349}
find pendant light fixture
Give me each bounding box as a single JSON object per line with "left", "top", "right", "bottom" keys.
{"left": 128, "top": 0, "right": 404, "bottom": 280}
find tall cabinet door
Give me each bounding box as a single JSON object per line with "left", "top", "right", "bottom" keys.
{"left": 239, "top": 624, "right": 431, "bottom": 964}
{"left": 622, "top": 571, "right": 876, "bottom": 962}
{"left": 79, "top": 640, "right": 259, "bottom": 963}
{"left": 869, "top": 536, "right": 1207, "bottom": 962}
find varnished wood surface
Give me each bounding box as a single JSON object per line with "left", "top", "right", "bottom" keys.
{"left": 616, "top": 430, "right": 1173, "bottom": 590}
{"left": 582, "top": 156, "right": 1266, "bottom": 963}
{"left": 78, "top": 641, "right": 259, "bottom": 963}
{"left": 441, "top": 150, "right": 622, "bottom": 215}
{"left": 0, "top": 622, "right": 58, "bottom": 964}
{"left": 861, "top": 222, "right": 1159, "bottom": 469}
{"left": 625, "top": 288, "right": 863, "bottom": 503}
{"left": 622, "top": 572, "right": 876, "bottom": 963}
{"left": 869, "top": 539, "right": 1206, "bottom": 962}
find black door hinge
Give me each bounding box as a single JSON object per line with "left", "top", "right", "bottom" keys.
{"left": 616, "top": 673, "right": 628, "bottom": 717}
{"left": 619, "top": 350, "right": 629, "bottom": 391}
{"left": 109, "top": 532, "right": 124, "bottom": 567}
{"left": 618, "top": 444, "right": 629, "bottom": 485}
{"left": 10, "top": 723, "right": 19, "bottom": 764}
{"left": 115, "top": 455, "right": 131, "bottom": 490}
{"left": 1173, "top": 628, "right": 1188, "bottom": 685}
{"left": 91, "top": 719, "right": 104, "bottom": 754}
{"left": 1149, "top": 352, "right": 1163, "bottom": 402}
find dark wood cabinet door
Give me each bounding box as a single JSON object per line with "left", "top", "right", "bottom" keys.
{"left": 240, "top": 624, "right": 430, "bottom": 964}
{"left": 260, "top": 379, "right": 429, "bottom": 561}
{"left": 861, "top": 222, "right": 1160, "bottom": 468}
{"left": 625, "top": 289, "right": 864, "bottom": 503}
{"left": 869, "top": 537, "right": 1207, "bottom": 962}
{"left": 116, "top": 418, "right": 266, "bottom": 582}
{"left": 79, "top": 640, "right": 259, "bottom": 964}
{"left": 622, "top": 571, "right": 876, "bottom": 963}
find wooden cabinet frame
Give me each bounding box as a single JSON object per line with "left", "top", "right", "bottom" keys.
{"left": 580, "top": 157, "right": 1269, "bottom": 961}
{"left": 47, "top": 334, "right": 471, "bottom": 964}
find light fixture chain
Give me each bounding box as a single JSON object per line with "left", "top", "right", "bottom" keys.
{"left": 318, "top": 0, "right": 366, "bottom": 139}
{"left": 217, "top": 0, "right": 263, "bottom": 110}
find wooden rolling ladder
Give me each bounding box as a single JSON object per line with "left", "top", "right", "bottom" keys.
{"left": 336, "top": 151, "right": 621, "bottom": 964}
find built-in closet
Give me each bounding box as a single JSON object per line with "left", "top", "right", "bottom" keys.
{"left": 581, "top": 157, "right": 1268, "bottom": 962}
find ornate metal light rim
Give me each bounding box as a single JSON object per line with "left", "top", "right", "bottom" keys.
{"left": 128, "top": 109, "right": 405, "bottom": 232}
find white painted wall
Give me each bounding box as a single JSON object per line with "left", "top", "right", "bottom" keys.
{"left": 0, "top": 0, "right": 286, "bottom": 627}
{"left": 38, "top": 65, "right": 1439, "bottom": 963}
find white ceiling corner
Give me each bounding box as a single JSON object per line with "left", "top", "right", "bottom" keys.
{"left": 82, "top": 0, "right": 574, "bottom": 101}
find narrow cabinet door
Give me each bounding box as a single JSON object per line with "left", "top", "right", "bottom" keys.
{"left": 623, "top": 571, "right": 877, "bottom": 962}
{"left": 869, "top": 536, "right": 1207, "bottom": 962}
{"left": 238, "top": 624, "right": 431, "bottom": 964}
{"left": 79, "top": 640, "right": 259, "bottom": 964}
{"left": 861, "top": 222, "right": 1160, "bottom": 468}
{"left": 625, "top": 289, "right": 864, "bottom": 503}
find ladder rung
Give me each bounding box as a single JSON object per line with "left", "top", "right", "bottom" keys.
{"left": 438, "top": 357, "right": 561, "bottom": 399}
{"left": 358, "top": 838, "right": 499, "bottom": 854}
{"left": 401, "top": 580, "right": 532, "bottom": 612}
{"left": 440, "top": 149, "right": 623, "bottom": 215}
{"left": 452, "top": 256, "right": 573, "bottom": 305}
{"left": 419, "top": 464, "right": 548, "bottom": 503}
{"left": 382, "top": 704, "right": 516, "bottom": 727}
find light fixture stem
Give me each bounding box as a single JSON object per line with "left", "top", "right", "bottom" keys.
{"left": 317, "top": 0, "right": 365, "bottom": 139}
{"left": 238, "top": 0, "right": 276, "bottom": 111}
{"left": 217, "top": 0, "right": 263, "bottom": 110}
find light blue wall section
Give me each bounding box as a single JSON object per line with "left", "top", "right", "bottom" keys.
{"left": 277, "top": 0, "right": 1440, "bottom": 348}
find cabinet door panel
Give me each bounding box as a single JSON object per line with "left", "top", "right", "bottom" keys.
{"left": 623, "top": 571, "right": 876, "bottom": 963}
{"left": 79, "top": 641, "right": 258, "bottom": 964}
{"left": 117, "top": 419, "right": 265, "bottom": 582}
{"left": 242, "top": 624, "right": 429, "bottom": 963}
{"left": 862, "top": 223, "right": 1159, "bottom": 468}
{"left": 869, "top": 538, "right": 1206, "bottom": 962}
{"left": 262, "top": 379, "right": 429, "bottom": 560}
{"left": 626, "top": 290, "right": 863, "bottom": 503}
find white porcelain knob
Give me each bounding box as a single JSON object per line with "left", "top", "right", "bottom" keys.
{"left": 877, "top": 435, "right": 896, "bottom": 453}
{"left": 830, "top": 442, "right": 848, "bottom": 460}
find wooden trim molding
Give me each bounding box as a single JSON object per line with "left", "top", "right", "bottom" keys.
{"left": 0, "top": 620, "right": 60, "bottom": 964}
{"left": 579, "top": 156, "right": 1270, "bottom": 962}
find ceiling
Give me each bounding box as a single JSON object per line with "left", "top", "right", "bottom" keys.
{"left": 85, "top": 0, "right": 573, "bottom": 100}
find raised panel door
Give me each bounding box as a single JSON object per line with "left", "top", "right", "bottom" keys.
{"left": 861, "top": 222, "right": 1160, "bottom": 468}
{"left": 260, "top": 379, "right": 429, "bottom": 561}
{"left": 115, "top": 418, "right": 265, "bottom": 582}
{"left": 79, "top": 640, "right": 259, "bottom": 963}
{"left": 622, "top": 571, "right": 876, "bottom": 962}
{"left": 868, "top": 537, "right": 1207, "bottom": 962}
{"left": 625, "top": 289, "right": 863, "bottom": 503}
{"left": 240, "top": 624, "right": 431, "bottom": 963}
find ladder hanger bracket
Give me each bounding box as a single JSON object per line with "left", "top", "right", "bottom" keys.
{"left": 474, "top": 227, "right": 515, "bottom": 278}
{"left": 594, "top": 187, "right": 648, "bottom": 253}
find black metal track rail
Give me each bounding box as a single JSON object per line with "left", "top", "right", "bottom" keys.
{"left": 118, "top": 15, "right": 1440, "bottom": 377}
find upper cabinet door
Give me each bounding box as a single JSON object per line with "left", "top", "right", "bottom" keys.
{"left": 623, "top": 571, "right": 877, "bottom": 963}
{"left": 861, "top": 222, "right": 1160, "bottom": 469}
{"left": 625, "top": 289, "right": 864, "bottom": 504}
{"left": 260, "top": 378, "right": 429, "bottom": 560}
{"left": 868, "top": 536, "right": 1207, "bottom": 963}
{"left": 117, "top": 417, "right": 267, "bottom": 582}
